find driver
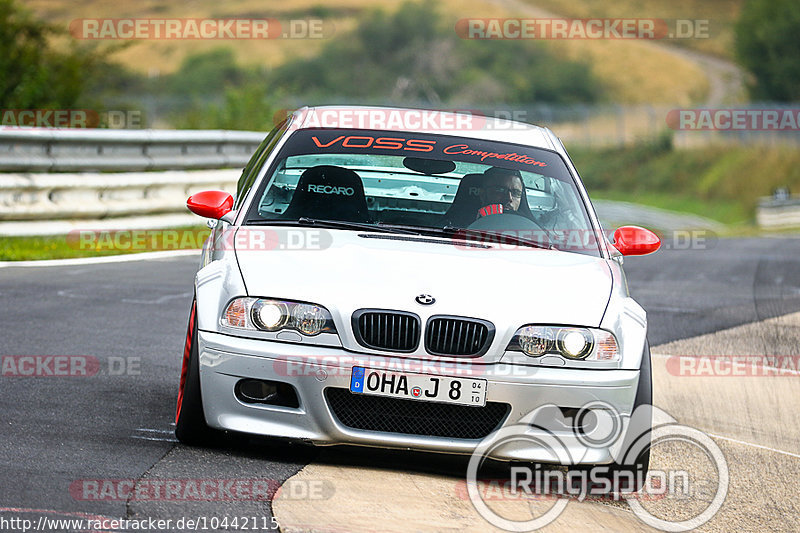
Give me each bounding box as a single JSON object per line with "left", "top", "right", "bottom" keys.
{"left": 477, "top": 167, "right": 525, "bottom": 217}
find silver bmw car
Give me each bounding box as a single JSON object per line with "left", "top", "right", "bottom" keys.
{"left": 175, "top": 106, "right": 660, "bottom": 486}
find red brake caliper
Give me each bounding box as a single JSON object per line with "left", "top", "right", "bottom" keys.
{"left": 175, "top": 300, "right": 197, "bottom": 423}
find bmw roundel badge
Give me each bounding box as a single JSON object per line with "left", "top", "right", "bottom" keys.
{"left": 415, "top": 294, "right": 435, "bottom": 305}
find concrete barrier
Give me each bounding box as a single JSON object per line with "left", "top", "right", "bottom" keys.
{"left": 0, "top": 128, "right": 263, "bottom": 236}
{"left": 0, "top": 170, "right": 239, "bottom": 236}
{"left": 757, "top": 195, "right": 800, "bottom": 229}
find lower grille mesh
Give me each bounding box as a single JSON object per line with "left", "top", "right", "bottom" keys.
{"left": 325, "top": 388, "right": 510, "bottom": 439}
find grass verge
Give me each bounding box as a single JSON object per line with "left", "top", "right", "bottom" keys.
{"left": 589, "top": 190, "right": 750, "bottom": 226}
{"left": 570, "top": 138, "right": 800, "bottom": 228}
{"left": 0, "top": 227, "right": 209, "bottom": 261}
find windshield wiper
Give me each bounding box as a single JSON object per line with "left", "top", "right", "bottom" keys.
{"left": 244, "top": 219, "right": 551, "bottom": 248}
{"left": 317, "top": 221, "right": 552, "bottom": 249}
{"left": 353, "top": 222, "right": 552, "bottom": 249}
{"left": 245, "top": 217, "right": 421, "bottom": 235}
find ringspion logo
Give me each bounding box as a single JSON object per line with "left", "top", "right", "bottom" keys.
{"left": 466, "top": 403, "right": 729, "bottom": 531}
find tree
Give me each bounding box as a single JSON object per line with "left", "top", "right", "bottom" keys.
{"left": 0, "top": 0, "right": 106, "bottom": 109}
{"left": 164, "top": 48, "right": 246, "bottom": 97}
{"left": 735, "top": 0, "right": 800, "bottom": 101}
{"left": 271, "top": 1, "right": 601, "bottom": 105}
{"left": 172, "top": 84, "right": 278, "bottom": 130}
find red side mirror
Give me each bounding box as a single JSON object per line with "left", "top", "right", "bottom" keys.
{"left": 187, "top": 190, "right": 233, "bottom": 219}
{"left": 612, "top": 226, "right": 661, "bottom": 256}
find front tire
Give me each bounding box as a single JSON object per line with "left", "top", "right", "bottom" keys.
{"left": 598, "top": 340, "right": 653, "bottom": 492}
{"left": 573, "top": 340, "right": 652, "bottom": 494}
{"left": 175, "top": 300, "right": 219, "bottom": 445}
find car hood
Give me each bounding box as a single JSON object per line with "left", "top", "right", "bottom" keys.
{"left": 234, "top": 228, "right": 612, "bottom": 342}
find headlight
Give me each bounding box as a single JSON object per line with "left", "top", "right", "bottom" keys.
{"left": 221, "top": 297, "right": 336, "bottom": 336}
{"left": 291, "top": 303, "right": 328, "bottom": 336}
{"left": 252, "top": 300, "right": 288, "bottom": 331}
{"left": 509, "top": 325, "right": 618, "bottom": 361}
{"left": 516, "top": 326, "right": 553, "bottom": 356}
{"left": 557, "top": 328, "right": 593, "bottom": 359}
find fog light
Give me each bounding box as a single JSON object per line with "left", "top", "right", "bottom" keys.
{"left": 238, "top": 379, "right": 278, "bottom": 402}
{"left": 234, "top": 379, "right": 300, "bottom": 408}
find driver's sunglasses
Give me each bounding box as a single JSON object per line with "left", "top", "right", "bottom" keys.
{"left": 489, "top": 186, "right": 523, "bottom": 199}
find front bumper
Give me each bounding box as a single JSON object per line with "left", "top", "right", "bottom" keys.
{"left": 198, "top": 330, "right": 641, "bottom": 464}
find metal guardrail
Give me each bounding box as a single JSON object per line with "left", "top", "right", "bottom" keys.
{"left": 0, "top": 128, "right": 262, "bottom": 235}
{"left": 0, "top": 128, "right": 265, "bottom": 172}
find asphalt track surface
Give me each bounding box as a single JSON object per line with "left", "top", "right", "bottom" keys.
{"left": 1, "top": 235, "right": 799, "bottom": 532}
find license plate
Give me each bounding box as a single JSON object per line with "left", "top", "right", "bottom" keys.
{"left": 349, "top": 366, "right": 487, "bottom": 407}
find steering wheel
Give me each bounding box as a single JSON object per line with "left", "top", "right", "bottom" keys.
{"left": 467, "top": 212, "right": 544, "bottom": 231}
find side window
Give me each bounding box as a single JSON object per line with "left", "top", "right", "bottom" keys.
{"left": 522, "top": 172, "right": 556, "bottom": 212}
{"left": 234, "top": 119, "right": 288, "bottom": 209}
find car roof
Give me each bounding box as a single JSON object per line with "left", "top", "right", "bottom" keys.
{"left": 288, "top": 105, "right": 558, "bottom": 150}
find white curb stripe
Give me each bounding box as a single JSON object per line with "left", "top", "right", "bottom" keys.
{"left": 706, "top": 432, "right": 800, "bottom": 459}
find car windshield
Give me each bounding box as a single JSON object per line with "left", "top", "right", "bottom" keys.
{"left": 244, "top": 128, "right": 601, "bottom": 256}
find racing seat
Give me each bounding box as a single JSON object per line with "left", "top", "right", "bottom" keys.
{"left": 281, "top": 165, "right": 371, "bottom": 222}
{"left": 441, "top": 172, "right": 537, "bottom": 227}
{"left": 440, "top": 173, "right": 485, "bottom": 227}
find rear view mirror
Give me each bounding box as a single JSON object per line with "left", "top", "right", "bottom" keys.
{"left": 187, "top": 190, "right": 234, "bottom": 220}
{"left": 612, "top": 226, "right": 661, "bottom": 256}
